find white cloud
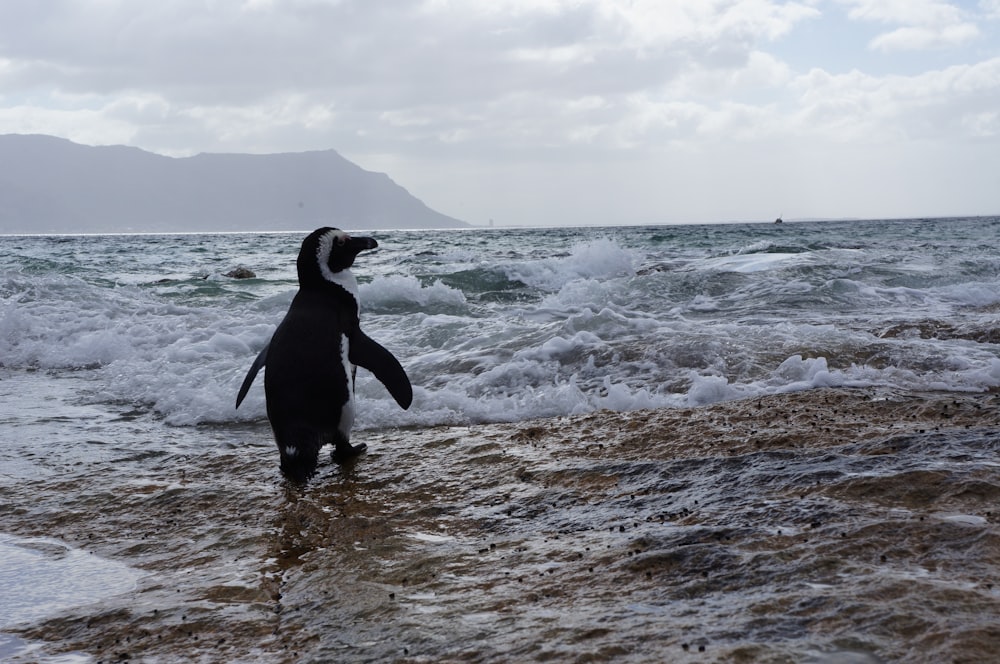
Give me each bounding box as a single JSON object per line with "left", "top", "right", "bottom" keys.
{"left": 663, "top": 50, "right": 794, "bottom": 101}
{"left": 964, "top": 110, "right": 1000, "bottom": 136}
{"left": 837, "top": 0, "right": 981, "bottom": 51}
{"left": 592, "top": 0, "right": 820, "bottom": 50}
{"left": 0, "top": 101, "right": 135, "bottom": 147}
{"left": 0, "top": 2, "right": 991, "bottom": 159}
{"left": 791, "top": 56, "right": 1000, "bottom": 143}
{"left": 869, "top": 21, "right": 980, "bottom": 51}
{"left": 841, "top": 0, "right": 965, "bottom": 24}
{"left": 981, "top": 0, "right": 1000, "bottom": 19}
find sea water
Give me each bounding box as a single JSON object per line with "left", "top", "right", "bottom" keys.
{"left": 2, "top": 217, "right": 999, "bottom": 429}
{"left": 2, "top": 216, "right": 1000, "bottom": 660}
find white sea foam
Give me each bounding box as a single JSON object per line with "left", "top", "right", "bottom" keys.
{"left": 360, "top": 275, "right": 467, "bottom": 314}
{"left": 700, "top": 252, "right": 809, "bottom": 273}
{"left": 3, "top": 222, "right": 1000, "bottom": 429}
{"left": 506, "top": 238, "right": 636, "bottom": 291}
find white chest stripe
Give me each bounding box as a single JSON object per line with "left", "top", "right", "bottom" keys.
{"left": 316, "top": 230, "right": 360, "bottom": 443}
{"left": 338, "top": 333, "right": 356, "bottom": 442}
{"left": 316, "top": 230, "right": 362, "bottom": 310}
{"left": 328, "top": 269, "right": 360, "bottom": 311}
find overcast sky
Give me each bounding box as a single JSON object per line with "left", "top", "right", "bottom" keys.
{"left": 1, "top": 0, "right": 998, "bottom": 226}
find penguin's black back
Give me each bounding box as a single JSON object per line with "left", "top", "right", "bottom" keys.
{"left": 264, "top": 287, "right": 358, "bottom": 479}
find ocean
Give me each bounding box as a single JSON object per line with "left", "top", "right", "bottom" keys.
{"left": 2, "top": 217, "right": 999, "bottom": 662}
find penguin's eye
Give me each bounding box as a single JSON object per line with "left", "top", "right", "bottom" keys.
{"left": 336, "top": 236, "right": 346, "bottom": 247}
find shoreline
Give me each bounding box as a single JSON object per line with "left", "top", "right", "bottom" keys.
{"left": 3, "top": 386, "right": 1000, "bottom": 662}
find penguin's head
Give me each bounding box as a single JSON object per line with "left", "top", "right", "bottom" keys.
{"left": 297, "top": 227, "right": 378, "bottom": 287}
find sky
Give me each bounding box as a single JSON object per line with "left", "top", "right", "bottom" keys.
{"left": 1, "top": 0, "right": 998, "bottom": 227}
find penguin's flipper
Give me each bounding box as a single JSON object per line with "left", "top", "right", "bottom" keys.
{"left": 235, "top": 343, "right": 269, "bottom": 409}
{"left": 349, "top": 330, "right": 413, "bottom": 410}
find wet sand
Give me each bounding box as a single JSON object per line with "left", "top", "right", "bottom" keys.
{"left": 3, "top": 387, "right": 1000, "bottom": 662}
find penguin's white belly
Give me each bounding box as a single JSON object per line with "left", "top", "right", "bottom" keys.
{"left": 338, "top": 332, "right": 355, "bottom": 442}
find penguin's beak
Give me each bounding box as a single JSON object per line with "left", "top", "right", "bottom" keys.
{"left": 351, "top": 236, "right": 378, "bottom": 253}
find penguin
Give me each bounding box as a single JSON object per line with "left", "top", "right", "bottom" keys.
{"left": 235, "top": 227, "right": 412, "bottom": 482}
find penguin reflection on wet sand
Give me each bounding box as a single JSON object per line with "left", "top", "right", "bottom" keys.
{"left": 236, "top": 227, "right": 412, "bottom": 482}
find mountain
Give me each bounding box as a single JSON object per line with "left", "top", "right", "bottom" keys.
{"left": 0, "top": 134, "right": 468, "bottom": 233}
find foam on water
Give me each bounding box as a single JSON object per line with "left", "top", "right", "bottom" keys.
{"left": 2, "top": 219, "right": 1000, "bottom": 428}
{"left": 699, "top": 252, "right": 810, "bottom": 273}
{"left": 360, "top": 275, "right": 468, "bottom": 315}
{"left": 504, "top": 238, "right": 637, "bottom": 291}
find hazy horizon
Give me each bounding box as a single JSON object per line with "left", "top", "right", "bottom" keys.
{"left": 5, "top": 211, "right": 997, "bottom": 238}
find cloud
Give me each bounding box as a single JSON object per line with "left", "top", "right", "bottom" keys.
{"left": 792, "top": 56, "right": 1000, "bottom": 142}
{"left": 0, "top": 2, "right": 994, "bottom": 158}
{"left": 837, "top": 0, "right": 981, "bottom": 51}
{"left": 0, "top": 0, "right": 822, "bottom": 155}
{"left": 981, "top": 0, "right": 1000, "bottom": 20}
{"left": 868, "top": 22, "right": 980, "bottom": 51}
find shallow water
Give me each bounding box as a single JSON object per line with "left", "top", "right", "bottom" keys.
{"left": 0, "top": 533, "right": 139, "bottom": 663}
{"left": 2, "top": 387, "right": 998, "bottom": 662}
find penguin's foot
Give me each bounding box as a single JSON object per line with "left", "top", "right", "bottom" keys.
{"left": 332, "top": 442, "right": 368, "bottom": 464}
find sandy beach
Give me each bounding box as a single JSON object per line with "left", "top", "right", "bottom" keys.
{"left": 2, "top": 387, "right": 999, "bottom": 663}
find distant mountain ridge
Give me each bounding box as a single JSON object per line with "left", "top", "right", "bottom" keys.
{"left": 0, "top": 134, "right": 467, "bottom": 233}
